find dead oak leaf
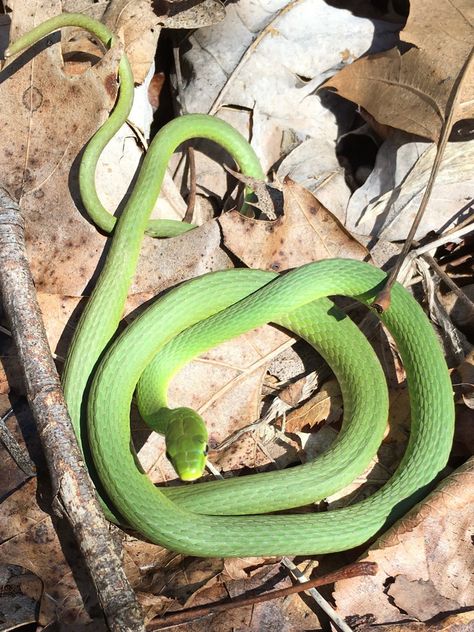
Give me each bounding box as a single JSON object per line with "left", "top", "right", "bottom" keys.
{"left": 0, "top": 479, "right": 98, "bottom": 627}
{"left": 285, "top": 378, "right": 342, "bottom": 433}
{"left": 354, "top": 610, "right": 474, "bottom": 632}
{"left": 321, "top": 0, "right": 474, "bottom": 141}
{"left": 219, "top": 178, "right": 367, "bottom": 271}
{"left": 334, "top": 457, "right": 474, "bottom": 624}
{"left": 1, "top": 3, "right": 233, "bottom": 300}
{"left": 138, "top": 325, "right": 295, "bottom": 482}
{"left": 103, "top": 0, "right": 163, "bottom": 84}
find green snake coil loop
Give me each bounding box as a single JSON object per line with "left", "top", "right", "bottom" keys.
{"left": 7, "top": 13, "right": 454, "bottom": 557}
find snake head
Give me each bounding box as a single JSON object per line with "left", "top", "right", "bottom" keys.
{"left": 164, "top": 407, "right": 209, "bottom": 481}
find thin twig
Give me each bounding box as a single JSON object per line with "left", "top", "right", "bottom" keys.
{"left": 422, "top": 253, "right": 474, "bottom": 315}
{"left": 282, "top": 558, "right": 354, "bottom": 632}
{"left": 183, "top": 147, "right": 197, "bottom": 223}
{"left": 172, "top": 40, "right": 197, "bottom": 223}
{"left": 412, "top": 222, "right": 474, "bottom": 257}
{"left": 0, "top": 189, "right": 144, "bottom": 632}
{"left": 147, "top": 561, "right": 377, "bottom": 630}
{"left": 373, "top": 46, "right": 474, "bottom": 311}
{"left": 0, "top": 408, "right": 36, "bottom": 476}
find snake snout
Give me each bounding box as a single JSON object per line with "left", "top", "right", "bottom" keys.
{"left": 163, "top": 407, "right": 209, "bottom": 481}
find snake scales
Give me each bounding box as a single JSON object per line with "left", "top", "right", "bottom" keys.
{"left": 6, "top": 13, "right": 454, "bottom": 557}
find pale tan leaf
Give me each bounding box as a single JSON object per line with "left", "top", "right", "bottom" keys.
{"left": 219, "top": 178, "right": 367, "bottom": 271}
{"left": 334, "top": 458, "right": 474, "bottom": 624}
{"left": 162, "top": 0, "right": 226, "bottom": 29}
{"left": 322, "top": 0, "right": 474, "bottom": 141}
{"left": 138, "top": 325, "right": 296, "bottom": 482}
{"left": 103, "top": 0, "right": 163, "bottom": 84}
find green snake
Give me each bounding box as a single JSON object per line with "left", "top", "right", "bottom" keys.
{"left": 7, "top": 14, "right": 454, "bottom": 557}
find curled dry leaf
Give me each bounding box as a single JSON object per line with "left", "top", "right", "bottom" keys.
{"left": 0, "top": 478, "right": 98, "bottom": 627}
{"left": 138, "top": 325, "right": 294, "bottom": 482}
{"left": 284, "top": 378, "right": 342, "bottom": 433}
{"left": 103, "top": 0, "right": 163, "bottom": 84}
{"left": 0, "top": 1, "right": 231, "bottom": 299}
{"left": 334, "top": 458, "right": 474, "bottom": 624}
{"left": 0, "top": 565, "right": 42, "bottom": 631}
{"left": 161, "top": 0, "right": 226, "bottom": 29}
{"left": 321, "top": 0, "right": 474, "bottom": 141}
{"left": 219, "top": 178, "right": 367, "bottom": 271}
{"left": 354, "top": 610, "right": 474, "bottom": 632}
{"left": 345, "top": 136, "right": 474, "bottom": 242}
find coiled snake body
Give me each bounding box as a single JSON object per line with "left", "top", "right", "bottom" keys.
{"left": 7, "top": 14, "right": 454, "bottom": 557}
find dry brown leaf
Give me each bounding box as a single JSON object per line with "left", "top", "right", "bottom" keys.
{"left": 322, "top": 0, "right": 474, "bottom": 141}
{"left": 0, "top": 478, "right": 99, "bottom": 627}
{"left": 357, "top": 610, "right": 474, "bottom": 632}
{"left": 103, "top": 0, "right": 162, "bottom": 84}
{"left": 334, "top": 458, "right": 474, "bottom": 624}
{"left": 139, "top": 325, "right": 296, "bottom": 481}
{"left": 219, "top": 178, "right": 367, "bottom": 271}
{"left": 162, "top": 0, "right": 226, "bottom": 29}
{"left": 285, "top": 378, "right": 342, "bottom": 433}
{"left": 0, "top": 1, "right": 232, "bottom": 300}
{"left": 0, "top": 566, "right": 42, "bottom": 632}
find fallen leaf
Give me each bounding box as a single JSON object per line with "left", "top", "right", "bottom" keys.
{"left": 0, "top": 1, "right": 232, "bottom": 299}
{"left": 345, "top": 136, "right": 474, "bottom": 241}
{"left": 138, "top": 325, "right": 295, "bottom": 481}
{"left": 162, "top": 0, "right": 226, "bottom": 29}
{"left": 334, "top": 458, "right": 474, "bottom": 624}
{"left": 103, "top": 0, "right": 162, "bottom": 84}
{"left": 285, "top": 378, "right": 342, "bottom": 433}
{"left": 0, "top": 478, "right": 98, "bottom": 627}
{"left": 355, "top": 610, "right": 474, "bottom": 632}
{"left": 321, "top": 0, "right": 474, "bottom": 141}
{"left": 0, "top": 565, "right": 42, "bottom": 632}
{"left": 219, "top": 178, "right": 367, "bottom": 271}
{"left": 181, "top": 0, "right": 396, "bottom": 173}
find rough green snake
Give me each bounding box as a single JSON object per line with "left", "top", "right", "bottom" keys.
{"left": 7, "top": 14, "right": 454, "bottom": 557}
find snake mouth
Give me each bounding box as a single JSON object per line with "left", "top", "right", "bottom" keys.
{"left": 179, "top": 470, "right": 203, "bottom": 482}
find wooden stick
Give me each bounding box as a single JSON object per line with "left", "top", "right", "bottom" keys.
{"left": 147, "top": 561, "right": 377, "bottom": 629}
{"left": 0, "top": 188, "right": 144, "bottom": 632}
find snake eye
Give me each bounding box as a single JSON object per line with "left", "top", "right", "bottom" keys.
{"left": 204, "top": 444, "right": 209, "bottom": 456}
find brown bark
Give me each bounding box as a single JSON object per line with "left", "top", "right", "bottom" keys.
{"left": 0, "top": 188, "right": 144, "bottom": 631}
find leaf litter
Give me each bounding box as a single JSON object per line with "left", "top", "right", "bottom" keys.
{"left": 0, "top": 0, "right": 473, "bottom": 629}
